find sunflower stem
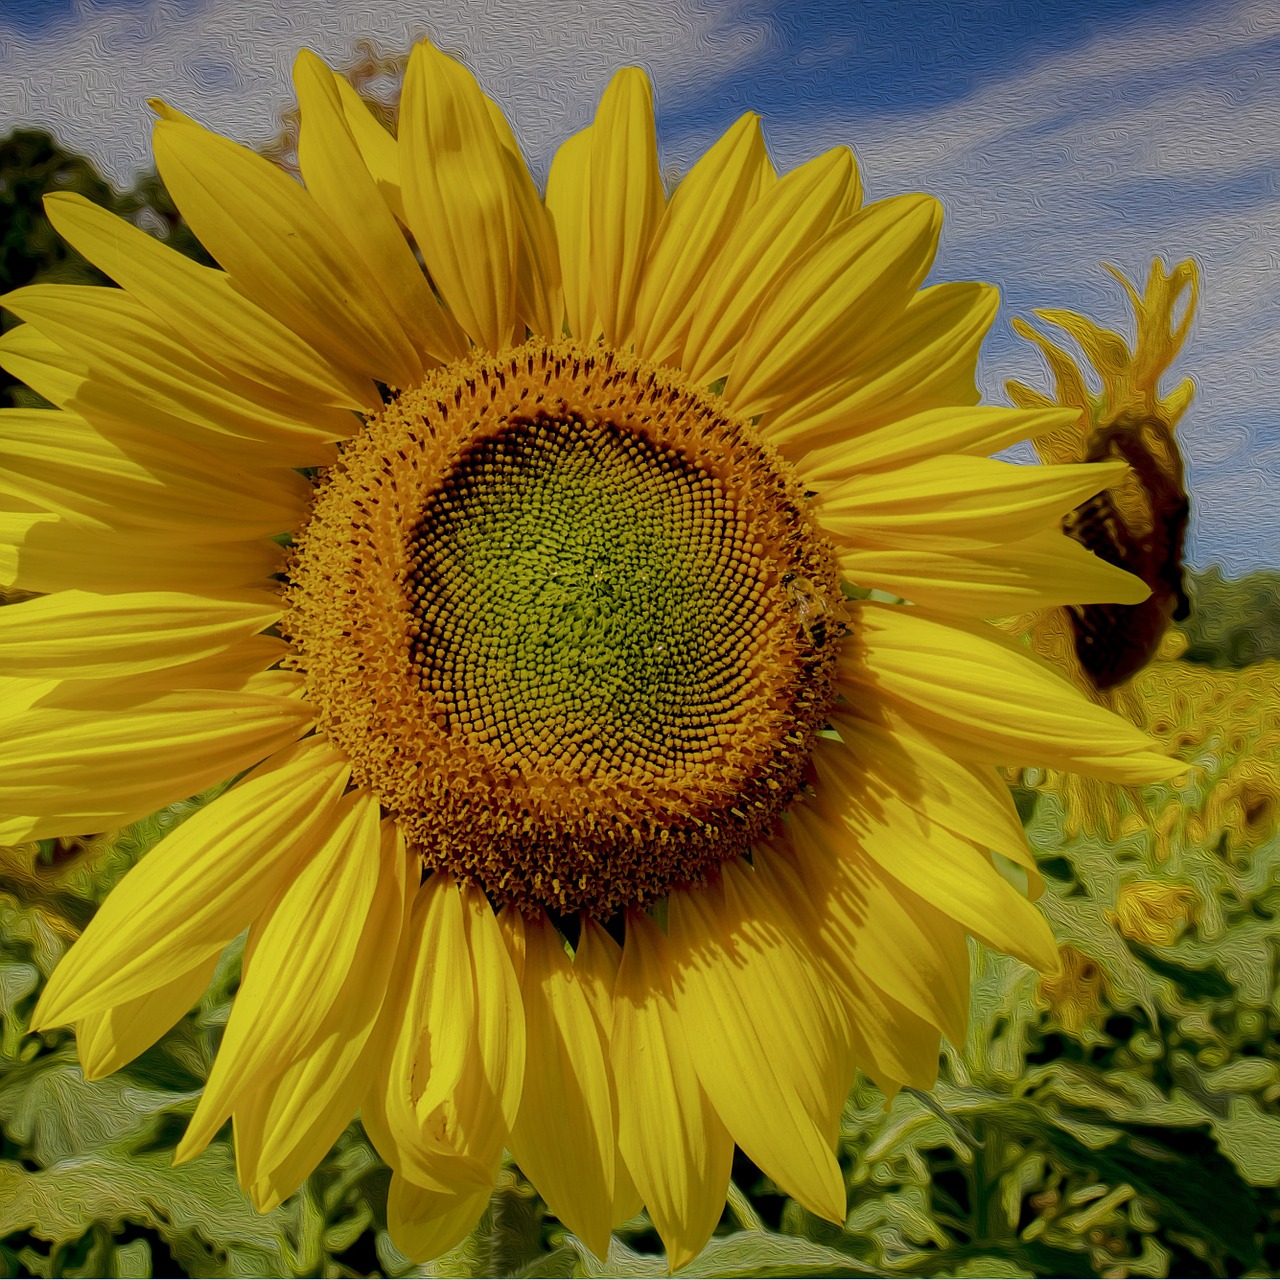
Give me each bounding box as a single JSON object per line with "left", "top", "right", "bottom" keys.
{"left": 725, "top": 1180, "right": 764, "bottom": 1231}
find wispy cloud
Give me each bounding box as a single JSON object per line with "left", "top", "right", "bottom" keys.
{"left": 0, "top": 0, "right": 771, "bottom": 183}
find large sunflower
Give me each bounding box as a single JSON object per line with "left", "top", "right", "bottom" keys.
{"left": 1, "top": 43, "right": 1182, "bottom": 1268}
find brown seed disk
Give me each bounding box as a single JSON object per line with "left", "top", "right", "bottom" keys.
{"left": 282, "top": 338, "right": 843, "bottom": 919}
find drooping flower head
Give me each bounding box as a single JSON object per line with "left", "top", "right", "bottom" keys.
{"left": 0, "top": 43, "right": 1181, "bottom": 1268}
{"left": 1002, "top": 259, "right": 1200, "bottom": 848}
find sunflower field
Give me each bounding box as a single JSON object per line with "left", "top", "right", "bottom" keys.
{"left": 0, "top": 574, "right": 1277, "bottom": 1279}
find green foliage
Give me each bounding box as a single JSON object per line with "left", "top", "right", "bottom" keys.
{"left": 1182, "top": 564, "right": 1280, "bottom": 668}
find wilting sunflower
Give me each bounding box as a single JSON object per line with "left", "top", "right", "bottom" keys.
{"left": 1, "top": 42, "right": 1181, "bottom": 1268}
{"left": 1001, "top": 258, "right": 1199, "bottom": 845}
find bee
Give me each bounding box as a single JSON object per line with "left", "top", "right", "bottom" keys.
{"left": 781, "top": 571, "right": 834, "bottom": 649}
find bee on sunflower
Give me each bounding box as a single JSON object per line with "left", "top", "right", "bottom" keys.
{"left": 0, "top": 42, "right": 1180, "bottom": 1268}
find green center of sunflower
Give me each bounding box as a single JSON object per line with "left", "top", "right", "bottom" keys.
{"left": 283, "top": 339, "right": 844, "bottom": 919}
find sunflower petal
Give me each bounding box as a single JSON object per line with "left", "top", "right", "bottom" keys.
{"left": 0, "top": 404, "right": 310, "bottom": 540}
{"left": 293, "top": 49, "right": 467, "bottom": 369}
{"left": 818, "top": 456, "right": 1131, "bottom": 549}
{"left": 668, "top": 871, "right": 847, "bottom": 1224}
{"left": 841, "top": 603, "right": 1186, "bottom": 781}
{"left": 798, "top": 406, "right": 1078, "bottom": 487}
{"left": 30, "top": 737, "right": 350, "bottom": 1028}
{"left": 40, "top": 192, "right": 373, "bottom": 411}
{"left": 177, "top": 788, "right": 383, "bottom": 1162}
{"left": 572, "top": 918, "right": 645, "bottom": 1227}
{"left": 763, "top": 280, "right": 997, "bottom": 457}
{"left": 76, "top": 952, "right": 220, "bottom": 1081}
{"left": 785, "top": 804, "right": 971, "bottom": 1044}
{"left": 588, "top": 68, "right": 665, "bottom": 349}
{"left": 633, "top": 112, "right": 772, "bottom": 365}
{"left": 682, "top": 146, "right": 858, "bottom": 387}
{"left": 0, "top": 675, "right": 314, "bottom": 834}
{"left": 837, "top": 526, "right": 1152, "bottom": 617}
{"left": 386, "top": 1175, "right": 492, "bottom": 1264}
{"left": 545, "top": 127, "right": 598, "bottom": 340}
{"left": 0, "top": 294, "right": 351, "bottom": 470}
{"left": 612, "top": 910, "right": 733, "bottom": 1269}
{"left": 725, "top": 194, "right": 942, "bottom": 417}
{"left": 813, "top": 732, "right": 1058, "bottom": 970}
{"left": 152, "top": 116, "right": 422, "bottom": 388}
{"left": 0, "top": 509, "right": 283, "bottom": 596}
{"left": 0, "top": 590, "right": 277, "bottom": 680}
{"left": 241, "top": 819, "right": 412, "bottom": 1193}
{"left": 507, "top": 912, "right": 616, "bottom": 1261}
{"left": 330, "top": 71, "right": 405, "bottom": 221}
{"left": 399, "top": 40, "right": 519, "bottom": 352}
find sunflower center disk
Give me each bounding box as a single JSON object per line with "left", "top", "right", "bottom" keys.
{"left": 284, "top": 339, "right": 843, "bottom": 918}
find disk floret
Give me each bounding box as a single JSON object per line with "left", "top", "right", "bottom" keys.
{"left": 283, "top": 340, "right": 843, "bottom": 917}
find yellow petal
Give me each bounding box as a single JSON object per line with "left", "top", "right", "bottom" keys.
{"left": 40, "top": 192, "right": 373, "bottom": 411}
{"left": 837, "top": 526, "right": 1152, "bottom": 617}
{"left": 1010, "top": 317, "right": 1091, "bottom": 414}
{"left": 572, "top": 918, "right": 645, "bottom": 1227}
{"left": 797, "top": 406, "right": 1078, "bottom": 487}
{"left": 841, "top": 603, "right": 1186, "bottom": 781}
{"left": 785, "top": 804, "right": 971, "bottom": 1044}
{"left": 725, "top": 194, "right": 942, "bottom": 417}
{"left": 545, "top": 127, "right": 598, "bottom": 340}
{"left": 682, "top": 146, "right": 858, "bottom": 387}
{"left": 762, "top": 280, "right": 996, "bottom": 457}
{"left": 613, "top": 910, "right": 733, "bottom": 1269}
{"left": 76, "top": 952, "right": 220, "bottom": 1081}
{"left": 177, "top": 789, "right": 383, "bottom": 1163}
{"left": 330, "top": 71, "right": 405, "bottom": 221}
{"left": 0, "top": 509, "right": 282, "bottom": 596}
{"left": 293, "top": 49, "right": 467, "bottom": 369}
{"left": 152, "top": 116, "right": 423, "bottom": 389}
{"left": 0, "top": 677, "right": 313, "bottom": 832}
{"left": 0, "top": 404, "right": 310, "bottom": 540}
{"left": 508, "top": 912, "right": 616, "bottom": 1261}
{"left": 386, "top": 1174, "right": 492, "bottom": 1264}
{"left": 817, "top": 456, "right": 1131, "bottom": 550}
{"left": 0, "top": 284, "right": 354, "bottom": 467}
{"left": 372, "top": 873, "right": 485, "bottom": 1191}
{"left": 0, "top": 589, "right": 277, "bottom": 680}
{"left": 749, "top": 840, "right": 938, "bottom": 1091}
{"left": 399, "top": 40, "right": 519, "bottom": 351}
{"left": 667, "top": 870, "right": 848, "bottom": 1224}
{"left": 31, "top": 737, "right": 350, "bottom": 1028}
{"left": 239, "top": 819, "right": 412, "bottom": 1194}
{"left": 634, "top": 113, "right": 773, "bottom": 365}
{"left": 589, "top": 68, "right": 665, "bottom": 349}
{"left": 812, "top": 732, "right": 1058, "bottom": 970}
{"left": 485, "top": 99, "right": 564, "bottom": 340}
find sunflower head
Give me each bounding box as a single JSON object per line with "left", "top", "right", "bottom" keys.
{"left": 1, "top": 37, "right": 1184, "bottom": 1271}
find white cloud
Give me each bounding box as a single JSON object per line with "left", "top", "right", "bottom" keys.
{"left": 0, "top": 0, "right": 770, "bottom": 184}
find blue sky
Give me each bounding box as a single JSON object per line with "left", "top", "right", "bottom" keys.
{"left": 2, "top": 0, "right": 1276, "bottom": 573}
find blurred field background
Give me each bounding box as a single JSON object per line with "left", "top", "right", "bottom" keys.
{"left": 3, "top": 115, "right": 1280, "bottom": 1279}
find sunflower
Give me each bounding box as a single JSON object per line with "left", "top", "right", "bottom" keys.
{"left": 999, "top": 259, "right": 1199, "bottom": 845}
{"left": 1, "top": 42, "right": 1181, "bottom": 1268}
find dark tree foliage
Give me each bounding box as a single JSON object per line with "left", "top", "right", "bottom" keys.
{"left": 1181, "top": 564, "right": 1280, "bottom": 668}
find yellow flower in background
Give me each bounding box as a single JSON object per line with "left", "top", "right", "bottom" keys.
{"left": 1110, "top": 879, "right": 1199, "bottom": 947}
{"left": 1000, "top": 258, "right": 1202, "bottom": 846}
{"left": 1039, "top": 944, "right": 1109, "bottom": 1036}
{"left": 0, "top": 42, "right": 1180, "bottom": 1269}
